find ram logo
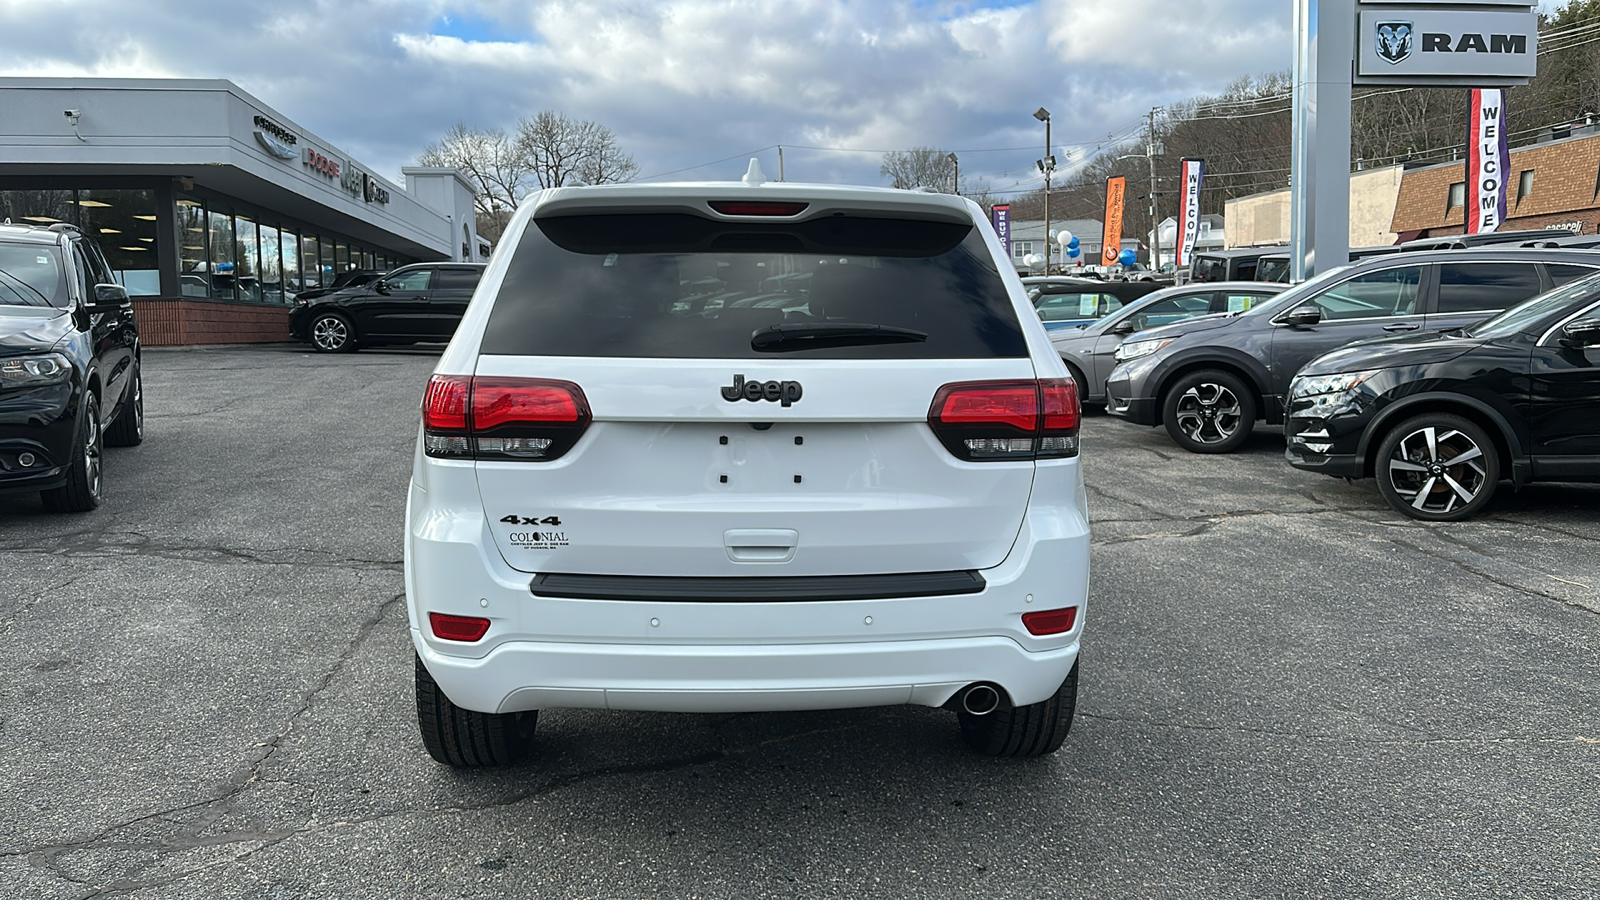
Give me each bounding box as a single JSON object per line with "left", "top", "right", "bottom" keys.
{"left": 1376, "top": 21, "right": 1414, "bottom": 65}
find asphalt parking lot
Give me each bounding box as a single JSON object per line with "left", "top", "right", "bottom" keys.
{"left": 1, "top": 345, "right": 1597, "bottom": 899}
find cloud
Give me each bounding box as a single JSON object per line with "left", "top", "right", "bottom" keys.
{"left": 0, "top": 0, "right": 1299, "bottom": 196}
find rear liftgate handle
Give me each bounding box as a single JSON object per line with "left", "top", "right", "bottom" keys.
{"left": 724, "top": 528, "right": 798, "bottom": 563}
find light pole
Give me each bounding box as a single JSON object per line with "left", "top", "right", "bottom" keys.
{"left": 948, "top": 152, "right": 959, "bottom": 195}
{"left": 1116, "top": 110, "right": 1164, "bottom": 272}
{"left": 1034, "top": 107, "right": 1053, "bottom": 272}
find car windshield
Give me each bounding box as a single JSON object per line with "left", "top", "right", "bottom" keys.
{"left": 1240, "top": 264, "right": 1354, "bottom": 316}
{"left": 0, "top": 242, "right": 68, "bottom": 308}
{"left": 1465, "top": 272, "right": 1600, "bottom": 339}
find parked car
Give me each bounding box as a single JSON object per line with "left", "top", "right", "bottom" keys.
{"left": 1189, "top": 247, "right": 1284, "bottom": 283}
{"left": 1052, "top": 281, "right": 1286, "bottom": 403}
{"left": 293, "top": 268, "right": 385, "bottom": 303}
{"left": 1024, "top": 276, "right": 1162, "bottom": 331}
{"left": 409, "top": 177, "right": 1089, "bottom": 766}
{"left": 1104, "top": 248, "right": 1600, "bottom": 453}
{"left": 1286, "top": 273, "right": 1600, "bottom": 520}
{"left": 0, "top": 223, "right": 141, "bottom": 512}
{"left": 289, "top": 263, "right": 486, "bottom": 352}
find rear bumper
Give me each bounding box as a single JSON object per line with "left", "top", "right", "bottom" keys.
{"left": 416, "top": 633, "right": 1078, "bottom": 714}
{"left": 406, "top": 459, "right": 1090, "bottom": 715}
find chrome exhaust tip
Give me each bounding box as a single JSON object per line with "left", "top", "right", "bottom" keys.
{"left": 960, "top": 683, "right": 1001, "bottom": 716}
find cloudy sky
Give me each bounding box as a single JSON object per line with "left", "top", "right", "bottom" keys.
{"left": 0, "top": 0, "right": 1574, "bottom": 200}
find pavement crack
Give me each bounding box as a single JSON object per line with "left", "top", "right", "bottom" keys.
{"left": 1388, "top": 535, "right": 1597, "bottom": 616}
{"left": 1078, "top": 712, "right": 1597, "bottom": 746}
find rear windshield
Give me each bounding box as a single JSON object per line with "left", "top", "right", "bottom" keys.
{"left": 1190, "top": 256, "right": 1226, "bottom": 282}
{"left": 478, "top": 213, "right": 1026, "bottom": 359}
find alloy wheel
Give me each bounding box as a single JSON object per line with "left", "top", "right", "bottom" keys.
{"left": 1385, "top": 425, "right": 1488, "bottom": 515}
{"left": 84, "top": 396, "right": 103, "bottom": 501}
{"left": 1173, "top": 382, "right": 1243, "bottom": 445}
{"left": 312, "top": 316, "right": 348, "bottom": 351}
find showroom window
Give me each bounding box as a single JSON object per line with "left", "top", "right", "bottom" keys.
{"left": 0, "top": 189, "right": 74, "bottom": 226}
{"left": 208, "top": 208, "right": 237, "bottom": 300}
{"left": 301, "top": 233, "right": 322, "bottom": 289}
{"left": 76, "top": 189, "right": 160, "bottom": 295}
{"left": 281, "top": 227, "right": 300, "bottom": 296}
{"left": 259, "top": 223, "right": 283, "bottom": 304}
{"left": 335, "top": 242, "right": 350, "bottom": 274}
{"left": 235, "top": 215, "right": 261, "bottom": 303}
{"left": 177, "top": 197, "right": 209, "bottom": 297}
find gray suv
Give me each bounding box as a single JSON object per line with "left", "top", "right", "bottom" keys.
{"left": 1104, "top": 248, "right": 1600, "bottom": 453}
{"left": 1050, "top": 281, "right": 1285, "bottom": 404}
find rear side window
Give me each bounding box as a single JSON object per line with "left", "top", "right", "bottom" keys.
{"left": 1546, "top": 263, "right": 1600, "bottom": 287}
{"left": 480, "top": 213, "right": 1025, "bottom": 359}
{"left": 1036, "top": 291, "right": 1117, "bottom": 321}
{"left": 1435, "top": 262, "right": 1542, "bottom": 314}
{"left": 437, "top": 268, "right": 482, "bottom": 290}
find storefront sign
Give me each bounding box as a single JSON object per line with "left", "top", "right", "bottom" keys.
{"left": 339, "top": 166, "right": 363, "bottom": 198}
{"left": 362, "top": 173, "right": 390, "bottom": 205}
{"left": 1356, "top": 5, "right": 1538, "bottom": 84}
{"left": 252, "top": 115, "right": 298, "bottom": 160}
{"left": 303, "top": 146, "right": 341, "bottom": 180}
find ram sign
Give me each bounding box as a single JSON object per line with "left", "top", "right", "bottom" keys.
{"left": 1357, "top": 6, "right": 1538, "bottom": 83}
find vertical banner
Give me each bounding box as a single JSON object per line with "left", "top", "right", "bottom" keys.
{"left": 1466, "top": 89, "right": 1510, "bottom": 234}
{"left": 1101, "top": 176, "right": 1126, "bottom": 266}
{"left": 991, "top": 204, "right": 1012, "bottom": 258}
{"left": 1174, "top": 158, "right": 1205, "bottom": 268}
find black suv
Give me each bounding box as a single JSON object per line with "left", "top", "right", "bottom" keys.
{"left": 289, "top": 263, "right": 486, "bottom": 352}
{"left": 0, "top": 223, "right": 142, "bottom": 512}
{"left": 1105, "top": 249, "right": 1600, "bottom": 453}
{"left": 1286, "top": 274, "right": 1600, "bottom": 520}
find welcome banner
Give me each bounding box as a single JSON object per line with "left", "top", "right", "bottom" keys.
{"left": 1174, "top": 159, "right": 1205, "bottom": 268}
{"left": 1466, "top": 89, "right": 1510, "bottom": 234}
{"left": 1101, "top": 176, "right": 1126, "bottom": 266}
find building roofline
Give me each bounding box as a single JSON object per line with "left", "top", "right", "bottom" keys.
{"left": 401, "top": 166, "right": 478, "bottom": 196}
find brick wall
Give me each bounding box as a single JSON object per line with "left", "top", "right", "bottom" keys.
{"left": 1392, "top": 132, "right": 1600, "bottom": 237}
{"left": 130, "top": 299, "right": 291, "bottom": 347}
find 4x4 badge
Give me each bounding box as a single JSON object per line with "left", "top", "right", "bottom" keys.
{"left": 720, "top": 374, "right": 803, "bottom": 407}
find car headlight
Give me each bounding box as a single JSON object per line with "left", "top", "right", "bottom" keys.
{"left": 1114, "top": 338, "right": 1174, "bottom": 362}
{"left": 0, "top": 353, "right": 71, "bottom": 388}
{"left": 1290, "top": 370, "right": 1377, "bottom": 398}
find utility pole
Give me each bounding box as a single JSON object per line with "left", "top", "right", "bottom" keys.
{"left": 1148, "top": 107, "right": 1161, "bottom": 271}
{"left": 778, "top": 146, "right": 785, "bottom": 182}
{"left": 1034, "top": 108, "right": 1053, "bottom": 273}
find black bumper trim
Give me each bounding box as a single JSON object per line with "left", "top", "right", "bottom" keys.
{"left": 530, "top": 570, "right": 987, "bottom": 602}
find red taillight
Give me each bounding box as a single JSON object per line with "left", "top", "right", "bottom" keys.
{"left": 707, "top": 201, "right": 810, "bottom": 216}
{"left": 429, "top": 612, "right": 491, "bottom": 642}
{"left": 422, "top": 374, "right": 591, "bottom": 461}
{"left": 928, "top": 378, "right": 1079, "bottom": 461}
{"left": 1022, "top": 606, "right": 1078, "bottom": 636}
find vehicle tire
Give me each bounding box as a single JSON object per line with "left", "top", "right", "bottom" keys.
{"left": 41, "top": 392, "right": 103, "bottom": 513}
{"left": 309, "top": 312, "right": 357, "bottom": 353}
{"left": 958, "top": 663, "right": 1077, "bottom": 758}
{"left": 1161, "top": 369, "right": 1256, "bottom": 454}
{"left": 104, "top": 362, "right": 143, "bottom": 447}
{"left": 1063, "top": 362, "right": 1089, "bottom": 405}
{"left": 1375, "top": 413, "right": 1500, "bottom": 521}
{"left": 415, "top": 654, "right": 536, "bottom": 768}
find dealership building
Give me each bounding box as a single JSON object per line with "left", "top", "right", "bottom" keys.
{"left": 0, "top": 77, "right": 484, "bottom": 345}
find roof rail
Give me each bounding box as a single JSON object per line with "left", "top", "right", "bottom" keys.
{"left": 46, "top": 223, "right": 81, "bottom": 234}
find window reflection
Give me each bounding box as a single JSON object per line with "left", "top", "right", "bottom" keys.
{"left": 260, "top": 223, "right": 282, "bottom": 303}
{"left": 301, "top": 233, "right": 321, "bottom": 289}
{"left": 208, "top": 208, "right": 237, "bottom": 300}
{"left": 76, "top": 189, "right": 160, "bottom": 295}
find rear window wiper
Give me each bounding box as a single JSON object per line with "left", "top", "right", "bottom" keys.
{"left": 751, "top": 322, "right": 929, "bottom": 352}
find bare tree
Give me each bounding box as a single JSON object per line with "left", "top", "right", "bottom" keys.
{"left": 417, "top": 123, "right": 530, "bottom": 241}
{"left": 880, "top": 147, "right": 957, "bottom": 191}
{"left": 516, "top": 111, "right": 638, "bottom": 189}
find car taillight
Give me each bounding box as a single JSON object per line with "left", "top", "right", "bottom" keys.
{"left": 707, "top": 200, "right": 810, "bottom": 216}
{"left": 429, "top": 612, "right": 491, "bottom": 642}
{"left": 927, "top": 378, "right": 1079, "bottom": 461}
{"left": 422, "top": 374, "right": 590, "bottom": 461}
{"left": 1022, "top": 606, "right": 1078, "bottom": 636}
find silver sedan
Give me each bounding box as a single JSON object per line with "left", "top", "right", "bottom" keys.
{"left": 1052, "top": 281, "right": 1287, "bottom": 403}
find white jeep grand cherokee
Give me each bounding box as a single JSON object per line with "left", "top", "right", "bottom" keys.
{"left": 406, "top": 167, "right": 1090, "bottom": 766}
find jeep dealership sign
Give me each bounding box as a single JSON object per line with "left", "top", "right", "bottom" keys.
{"left": 1357, "top": 5, "right": 1538, "bottom": 83}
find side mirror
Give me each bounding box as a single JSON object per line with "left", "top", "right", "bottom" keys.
{"left": 1282, "top": 304, "right": 1322, "bottom": 328}
{"left": 372, "top": 279, "right": 392, "bottom": 295}
{"left": 1111, "top": 320, "right": 1138, "bottom": 335}
{"left": 89, "top": 283, "right": 130, "bottom": 310}
{"left": 1561, "top": 317, "right": 1600, "bottom": 348}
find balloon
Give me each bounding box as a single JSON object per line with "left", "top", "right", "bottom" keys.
{"left": 1056, "top": 230, "right": 1074, "bottom": 247}
{"left": 1067, "top": 247, "right": 1081, "bottom": 259}
{"left": 1024, "top": 253, "right": 1045, "bottom": 268}
{"left": 1068, "top": 236, "right": 1080, "bottom": 249}
{"left": 1118, "top": 249, "right": 1137, "bottom": 266}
